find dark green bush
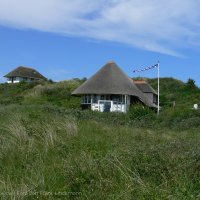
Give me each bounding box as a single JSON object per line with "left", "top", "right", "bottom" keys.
{"left": 128, "top": 104, "right": 156, "bottom": 120}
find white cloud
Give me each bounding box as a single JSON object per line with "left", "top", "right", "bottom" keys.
{"left": 0, "top": 0, "right": 200, "bottom": 56}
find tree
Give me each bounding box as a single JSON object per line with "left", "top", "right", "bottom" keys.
{"left": 186, "top": 78, "right": 197, "bottom": 89}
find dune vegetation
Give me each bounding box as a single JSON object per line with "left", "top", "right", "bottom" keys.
{"left": 0, "top": 78, "right": 200, "bottom": 199}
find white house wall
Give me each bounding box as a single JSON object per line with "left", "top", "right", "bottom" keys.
{"left": 6, "top": 77, "right": 35, "bottom": 83}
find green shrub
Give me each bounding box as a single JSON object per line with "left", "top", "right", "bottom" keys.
{"left": 128, "top": 104, "right": 155, "bottom": 120}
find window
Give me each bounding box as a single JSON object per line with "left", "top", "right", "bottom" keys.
{"left": 82, "top": 95, "right": 91, "bottom": 104}
{"left": 100, "top": 95, "right": 105, "bottom": 100}
{"left": 93, "top": 94, "right": 98, "bottom": 103}
{"left": 106, "top": 95, "right": 110, "bottom": 100}
{"left": 111, "top": 95, "right": 126, "bottom": 103}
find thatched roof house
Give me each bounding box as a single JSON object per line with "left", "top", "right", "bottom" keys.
{"left": 134, "top": 80, "right": 158, "bottom": 105}
{"left": 72, "top": 61, "right": 157, "bottom": 113}
{"left": 4, "top": 66, "right": 46, "bottom": 83}
{"left": 134, "top": 80, "right": 157, "bottom": 94}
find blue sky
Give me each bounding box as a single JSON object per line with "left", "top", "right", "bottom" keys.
{"left": 0, "top": 0, "right": 200, "bottom": 85}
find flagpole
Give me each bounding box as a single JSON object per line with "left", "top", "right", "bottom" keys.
{"left": 157, "top": 61, "right": 160, "bottom": 115}
{"left": 133, "top": 62, "right": 160, "bottom": 115}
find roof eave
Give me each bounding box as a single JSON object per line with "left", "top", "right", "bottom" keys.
{"left": 4, "top": 75, "right": 46, "bottom": 79}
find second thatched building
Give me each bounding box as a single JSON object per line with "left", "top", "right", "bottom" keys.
{"left": 4, "top": 66, "right": 46, "bottom": 83}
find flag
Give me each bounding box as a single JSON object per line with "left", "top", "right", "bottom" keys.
{"left": 133, "top": 64, "right": 158, "bottom": 73}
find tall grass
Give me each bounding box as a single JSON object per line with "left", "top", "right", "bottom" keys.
{"left": 1, "top": 105, "right": 200, "bottom": 199}
{"left": 0, "top": 106, "right": 78, "bottom": 199}
{"left": 0, "top": 80, "right": 81, "bottom": 108}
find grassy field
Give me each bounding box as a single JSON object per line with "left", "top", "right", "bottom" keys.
{"left": 1, "top": 104, "right": 200, "bottom": 199}
{"left": 0, "top": 79, "right": 200, "bottom": 199}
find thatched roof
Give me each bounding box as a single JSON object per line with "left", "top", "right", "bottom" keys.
{"left": 4, "top": 66, "right": 46, "bottom": 80}
{"left": 72, "top": 61, "right": 156, "bottom": 107}
{"left": 134, "top": 80, "right": 157, "bottom": 95}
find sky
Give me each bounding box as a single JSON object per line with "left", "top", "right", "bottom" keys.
{"left": 0, "top": 0, "right": 200, "bottom": 85}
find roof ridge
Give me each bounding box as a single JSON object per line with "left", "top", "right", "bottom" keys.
{"left": 17, "top": 66, "right": 36, "bottom": 70}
